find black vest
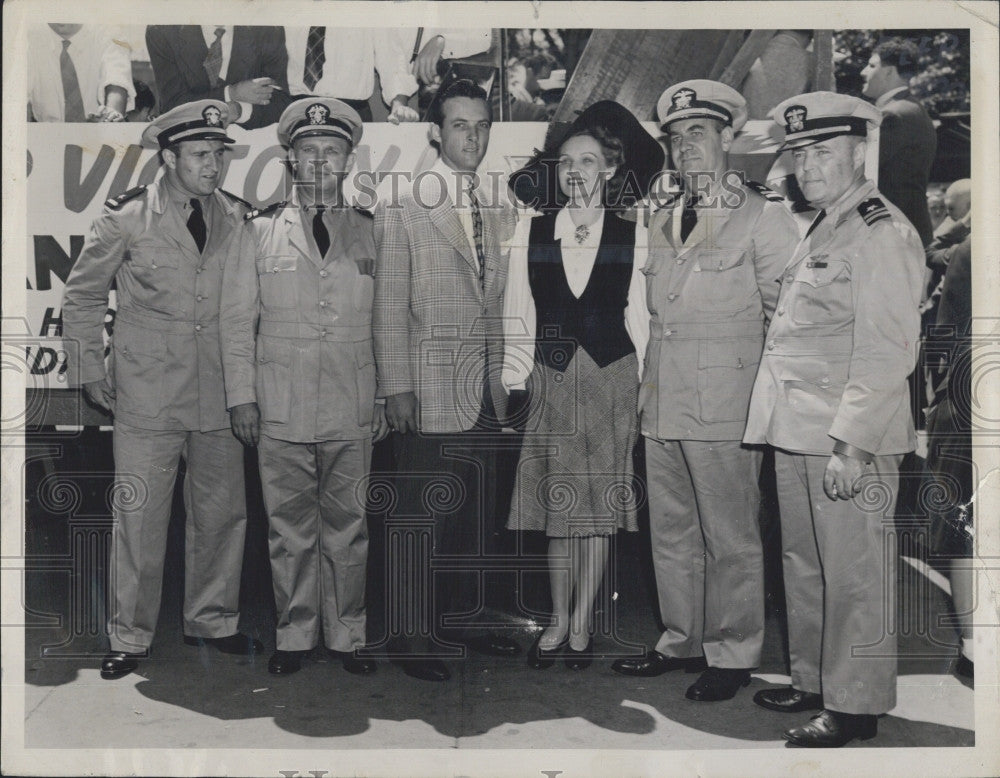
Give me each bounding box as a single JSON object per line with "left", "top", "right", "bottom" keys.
{"left": 527, "top": 209, "right": 636, "bottom": 372}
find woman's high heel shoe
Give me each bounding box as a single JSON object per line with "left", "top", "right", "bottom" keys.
{"left": 564, "top": 638, "right": 594, "bottom": 671}
{"left": 528, "top": 632, "right": 568, "bottom": 670}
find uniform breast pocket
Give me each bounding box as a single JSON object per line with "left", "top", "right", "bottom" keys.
{"left": 255, "top": 336, "right": 292, "bottom": 424}
{"left": 696, "top": 338, "right": 761, "bottom": 423}
{"left": 779, "top": 355, "right": 849, "bottom": 415}
{"left": 352, "top": 260, "right": 375, "bottom": 314}
{"left": 112, "top": 325, "right": 166, "bottom": 419}
{"left": 789, "top": 260, "right": 852, "bottom": 325}
{"left": 256, "top": 254, "right": 299, "bottom": 308}
{"left": 689, "top": 249, "right": 752, "bottom": 313}
{"left": 125, "top": 244, "right": 182, "bottom": 315}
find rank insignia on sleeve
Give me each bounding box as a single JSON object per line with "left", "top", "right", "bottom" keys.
{"left": 104, "top": 185, "right": 147, "bottom": 210}
{"left": 858, "top": 197, "right": 890, "bottom": 226}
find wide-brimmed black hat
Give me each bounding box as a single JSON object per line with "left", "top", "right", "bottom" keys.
{"left": 509, "top": 100, "right": 665, "bottom": 211}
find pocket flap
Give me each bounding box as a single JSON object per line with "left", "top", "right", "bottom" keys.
{"left": 778, "top": 355, "right": 848, "bottom": 386}
{"left": 695, "top": 249, "right": 746, "bottom": 273}
{"left": 795, "top": 258, "right": 849, "bottom": 288}
{"left": 256, "top": 255, "right": 298, "bottom": 275}
{"left": 698, "top": 338, "right": 759, "bottom": 370}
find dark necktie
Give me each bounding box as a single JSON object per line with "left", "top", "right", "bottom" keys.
{"left": 805, "top": 209, "right": 827, "bottom": 239}
{"left": 60, "top": 39, "right": 86, "bottom": 122}
{"left": 680, "top": 201, "right": 698, "bottom": 243}
{"left": 187, "top": 198, "right": 207, "bottom": 253}
{"left": 303, "top": 26, "right": 326, "bottom": 92}
{"left": 203, "top": 27, "right": 225, "bottom": 88}
{"left": 468, "top": 186, "right": 486, "bottom": 293}
{"left": 313, "top": 207, "right": 330, "bottom": 257}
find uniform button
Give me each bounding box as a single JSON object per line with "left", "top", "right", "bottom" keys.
{"left": 667, "top": 293, "right": 678, "bottom": 302}
{"left": 196, "top": 267, "right": 203, "bottom": 274}
{"left": 151, "top": 263, "right": 157, "bottom": 269}
{"left": 319, "top": 330, "right": 328, "bottom": 337}
{"left": 319, "top": 300, "right": 327, "bottom": 307}
{"left": 767, "top": 341, "right": 775, "bottom": 350}
{"left": 777, "top": 307, "right": 785, "bottom": 316}
{"left": 676, "top": 258, "right": 684, "bottom": 265}
{"left": 319, "top": 270, "right": 328, "bottom": 278}
{"left": 196, "top": 295, "right": 204, "bottom": 302}
{"left": 821, "top": 377, "right": 830, "bottom": 385}
{"left": 664, "top": 329, "right": 673, "bottom": 337}
{"left": 785, "top": 274, "right": 794, "bottom": 282}
{"left": 194, "top": 324, "right": 202, "bottom": 332}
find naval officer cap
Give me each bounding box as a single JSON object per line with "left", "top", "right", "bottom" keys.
{"left": 277, "top": 98, "right": 364, "bottom": 148}
{"left": 141, "top": 99, "right": 235, "bottom": 150}
{"left": 773, "top": 91, "right": 882, "bottom": 151}
{"left": 657, "top": 79, "right": 748, "bottom": 133}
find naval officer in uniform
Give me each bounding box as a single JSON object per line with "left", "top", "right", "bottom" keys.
{"left": 613, "top": 80, "right": 800, "bottom": 702}
{"left": 745, "top": 92, "right": 924, "bottom": 747}
{"left": 221, "top": 98, "right": 388, "bottom": 676}
{"left": 62, "top": 100, "right": 262, "bottom": 680}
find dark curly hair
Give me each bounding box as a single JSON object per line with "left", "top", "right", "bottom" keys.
{"left": 427, "top": 79, "right": 491, "bottom": 127}
{"left": 560, "top": 125, "right": 628, "bottom": 208}
{"left": 873, "top": 37, "right": 922, "bottom": 80}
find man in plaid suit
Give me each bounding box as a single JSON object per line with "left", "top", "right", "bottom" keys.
{"left": 373, "top": 79, "right": 520, "bottom": 682}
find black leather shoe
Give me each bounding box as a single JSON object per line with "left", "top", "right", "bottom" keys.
{"left": 754, "top": 687, "right": 824, "bottom": 713}
{"left": 268, "top": 650, "right": 308, "bottom": 675}
{"left": 527, "top": 633, "right": 568, "bottom": 670}
{"left": 685, "top": 667, "right": 751, "bottom": 701}
{"left": 101, "top": 651, "right": 144, "bottom": 680}
{"left": 184, "top": 633, "right": 265, "bottom": 655}
{"left": 564, "top": 639, "right": 593, "bottom": 671}
{"left": 784, "top": 710, "right": 877, "bottom": 747}
{"left": 956, "top": 655, "right": 974, "bottom": 679}
{"left": 330, "top": 649, "right": 377, "bottom": 675}
{"left": 611, "top": 650, "right": 707, "bottom": 677}
{"left": 462, "top": 633, "right": 522, "bottom": 657}
{"left": 397, "top": 657, "right": 451, "bottom": 682}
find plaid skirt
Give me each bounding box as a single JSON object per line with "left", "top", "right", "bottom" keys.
{"left": 507, "top": 348, "right": 640, "bottom": 537}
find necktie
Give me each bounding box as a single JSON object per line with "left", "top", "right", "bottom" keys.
{"left": 680, "top": 201, "right": 698, "bottom": 242}
{"left": 313, "top": 207, "right": 330, "bottom": 258}
{"left": 805, "top": 209, "right": 827, "bottom": 239}
{"left": 60, "top": 40, "right": 86, "bottom": 122}
{"left": 303, "top": 26, "right": 326, "bottom": 92}
{"left": 187, "top": 198, "right": 207, "bottom": 253}
{"left": 468, "top": 186, "right": 486, "bottom": 293}
{"left": 203, "top": 27, "right": 225, "bottom": 88}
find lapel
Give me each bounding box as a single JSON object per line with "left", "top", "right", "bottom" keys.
{"left": 202, "top": 189, "right": 239, "bottom": 258}
{"left": 228, "top": 27, "right": 248, "bottom": 81}
{"left": 428, "top": 201, "right": 477, "bottom": 273}
{"left": 675, "top": 201, "right": 735, "bottom": 261}
{"left": 282, "top": 206, "right": 323, "bottom": 269}
{"left": 149, "top": 177, "right": 201, "bottom": 260}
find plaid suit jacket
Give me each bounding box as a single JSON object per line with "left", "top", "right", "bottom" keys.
{"left": 374, "top": 174, "right": 516, "bottom": 433}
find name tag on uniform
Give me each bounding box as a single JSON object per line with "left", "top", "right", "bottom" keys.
{"left": 806, "top": 254, "right": 828, "bottom": 269}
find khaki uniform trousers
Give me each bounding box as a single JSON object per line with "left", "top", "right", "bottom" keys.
{"left": 774, "top": 450, "right": 900, "bottom": 715}
{"left": 646, "top": 438, "right": 765, "bottom": 668}
{"left": 258, "top": 434, "right": 372, "bottom": 652}
{"left": 108, "top": 421, "right": 247, "bottom": 652}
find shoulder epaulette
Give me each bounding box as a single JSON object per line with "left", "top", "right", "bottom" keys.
{"left": 353, "top": 205, "right": 374, "bottom": 220}
{"left": 857, "top": 197, "right": 891, "bottom": 226}
{"left": 243, "top": 201, "right": 286, "bottom": 222}
{"left": 219, "top": 188, "right": 253, "bottom": 209}
{"left": 744, "top": 180, "right": 785, "bottom": 203}
{"left": 104, "top": 185, "right": 147, "bottom": 210}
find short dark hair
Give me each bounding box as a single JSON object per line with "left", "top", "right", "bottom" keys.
{"left": 874, "top": 37, "right": 922, "bottom": 80}
{"left": 428, "top": 79, "right": 491, "bottom": 127}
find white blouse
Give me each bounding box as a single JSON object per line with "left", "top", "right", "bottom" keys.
{"left": 502, "top": 208, "right": 650, "bottom": 392}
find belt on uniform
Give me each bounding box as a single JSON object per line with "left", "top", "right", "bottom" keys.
{"left": 116, "top": 309, "right": 218, "bottom": 334}
{"left": 257, "top": 319, "right": 371, "bottom": 341}
{"left": 649, "top": 319, "right": 764, "bottom": 341}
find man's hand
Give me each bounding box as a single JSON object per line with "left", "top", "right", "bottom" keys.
{"left": 229, "top": 402, "right": 261, "bottom": 447}
{"left": 82, "top": 379, "right": 115, "bottom": 412}
{"left": 371, "top": 403, "right": 390, "bottom": 442}
{"left": 229, "top": 78, "right": 277, "bottom": 105}
{"left": 823, "top": 452, "right": 868, "bottom": 501}
{"left": 387, "top": 97, "right": 420, "bottom": 124}
{"left": 385, "top": 391, "right": 418, "bottom": 434}
{"left": 411, "top": 35, "right": 446, "bottom": 84}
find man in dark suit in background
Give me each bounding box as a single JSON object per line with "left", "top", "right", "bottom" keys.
{"left": 146, "top": 25, "right": 292, "bottom": 130}
{"left": 860, "top": 36, "right": 937, "bottom": 246}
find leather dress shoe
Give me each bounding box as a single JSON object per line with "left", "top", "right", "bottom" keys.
{"left": 611, "top": 650, "right": 707, "bottom": 677}
{"left": 784, "top": 710, "right": 877, "bottom": 747}
{"left": 101, "top": 651, "right": 144, "bottom": 680}
{"left": 462, "top": 633, "right": 522, "bottom": 657}
{"left": 268, "top": 650, "right": 308, "bottom": 675}
{"left": 564, "top": 639, "right": 593, "bottom": 671}
{"left": 330, "top": 649, "right": 377, "bottom": 675}
{"left": 754, "top": 687, "right": 824, "bottom": 713}
{"left": 685, "top": 667, "right": 751, "bottom": 701}
{"left": 397, "top": 657, "right": 451, "bottom": 682}
{"left": 184, "top": 633, "right": 264, "bottom": 655}
{"left": 527, "top": 633, "right": 568, "bottom": 670}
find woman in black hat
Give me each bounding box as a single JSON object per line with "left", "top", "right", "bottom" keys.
{"left": 503, "top": 101, "right": 664, "bottom": 670}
